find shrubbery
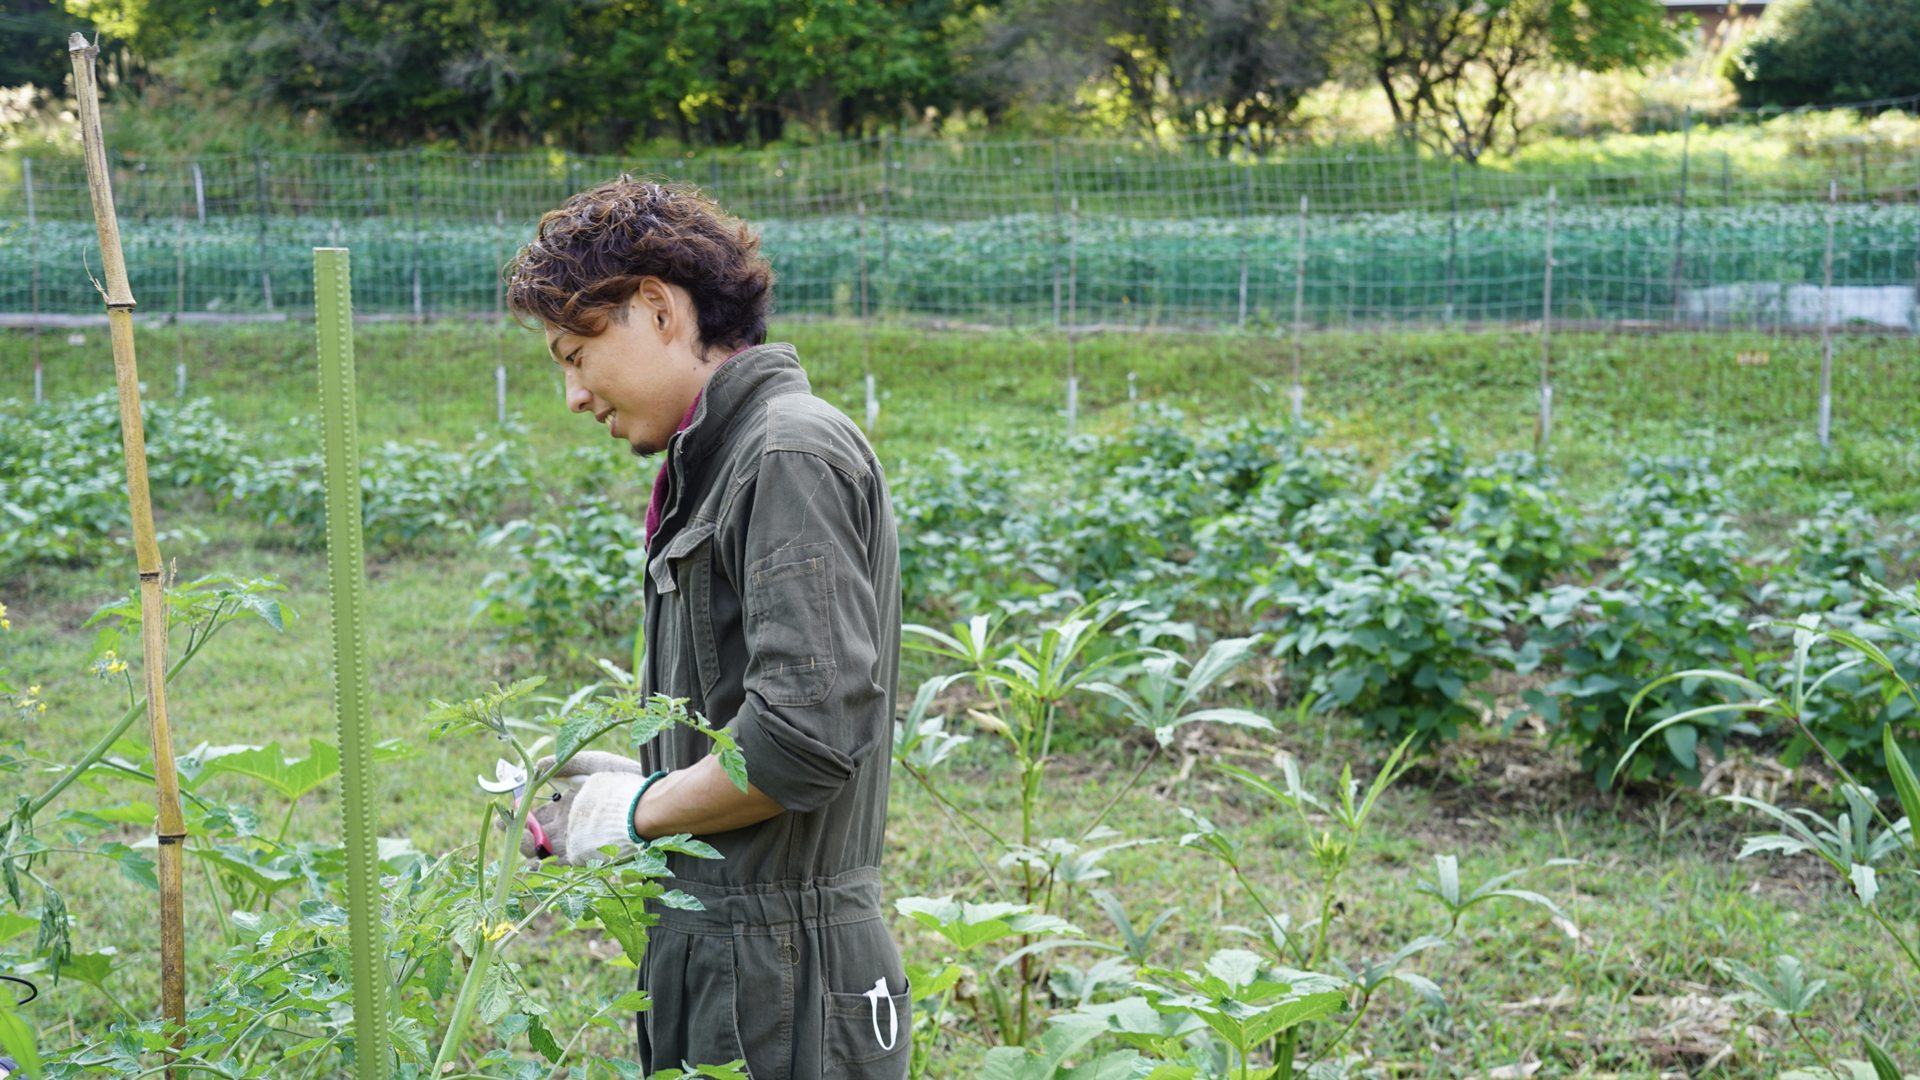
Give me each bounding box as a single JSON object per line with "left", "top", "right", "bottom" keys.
{"left": 1728, "top": 0, "right": 1920, "bottom": 106}
{"left": 10, "top": 392, "right": 1916, "bottom": 788}
{"left": 1, "top": 393, "right": 543, "bottom": 568}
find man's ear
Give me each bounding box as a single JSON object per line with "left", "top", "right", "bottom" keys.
{"left": 631, "top": 278, "right": 676, "bottom": 341}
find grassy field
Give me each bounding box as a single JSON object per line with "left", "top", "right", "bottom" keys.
{"left": 2, "top": 318, "right": 1917, "bottom": 1077}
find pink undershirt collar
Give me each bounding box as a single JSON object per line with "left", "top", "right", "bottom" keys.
{"left": 643, "top": 349, "right": 747, "bottom": 548}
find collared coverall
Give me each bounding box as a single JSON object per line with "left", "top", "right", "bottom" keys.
{"left": 632, "top": 343, "right": 908, "bottom": 1080}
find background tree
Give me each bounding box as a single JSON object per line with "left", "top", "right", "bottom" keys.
{"left": 1340, "top": 0, "right": 1689, "bottom": 161}
{"left": 960, "top": 0, "right": 1341, "bottom": 142}
{"left": 1727, "top": 0, "right": 1920, "bottom": 107}
{"left": 0, "top": 0, "right": 88, "bottom": 91}
{"left": 47, "top": 0, "right": 962, "bottom": 150}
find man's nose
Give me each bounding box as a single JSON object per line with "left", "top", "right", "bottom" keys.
{"left": 564, "top": 371, "right": 592, "bottom": 414}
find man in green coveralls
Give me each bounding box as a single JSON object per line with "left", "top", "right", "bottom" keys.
{"left": 504, "top": 178, "right": 909, "bottom": 1080}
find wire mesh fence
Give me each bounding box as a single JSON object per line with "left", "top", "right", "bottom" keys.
{"left": 2, "top": 127, "right": 1917, "bottom": 331}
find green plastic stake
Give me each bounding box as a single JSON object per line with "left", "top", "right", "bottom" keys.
{"left": 314, "top": 247, "right": 391, "bottom": 1080}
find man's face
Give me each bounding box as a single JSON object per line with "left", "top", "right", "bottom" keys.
{"left": 548, "top": 281, "right": 716, "bottom": 457}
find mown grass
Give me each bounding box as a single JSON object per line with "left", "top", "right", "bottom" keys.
{"left": 1, "top": 319, "right": 1917, "bottom": 1077}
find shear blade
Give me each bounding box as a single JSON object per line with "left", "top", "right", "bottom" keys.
{"left": 477, "top": 758, "right": 528, "bottom": 795}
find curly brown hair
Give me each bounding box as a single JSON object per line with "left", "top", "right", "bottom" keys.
{"left": 506, "top": 177, "right": 775, "bottom": 349}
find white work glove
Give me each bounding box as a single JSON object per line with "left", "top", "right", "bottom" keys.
{"left": 508, "top": 751, "right": 663, "bottom": 865}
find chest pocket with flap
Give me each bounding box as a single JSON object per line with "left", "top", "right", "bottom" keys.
{"left": 649, "top": 519, "right": 722, "bottom": 701}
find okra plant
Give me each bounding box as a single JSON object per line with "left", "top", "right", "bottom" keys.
{"left": 893, "top": 602, "right": 1580, "bottom": 1079}
{"left": 1614, "top": 578, "right": 1920, "bottom": 1078}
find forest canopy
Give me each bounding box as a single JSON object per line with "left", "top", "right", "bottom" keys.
{"left": 0, "top": 0, "right": 1746, "bottom": 155}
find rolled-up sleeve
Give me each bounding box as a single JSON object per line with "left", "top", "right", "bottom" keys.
{"left": 725, "top": 446, "right": 888, "bottom": 813}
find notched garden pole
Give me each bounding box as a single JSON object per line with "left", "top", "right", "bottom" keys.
{"left": 69, "top": 31, "right": 190, "bottom": 1052}
{"left": 313, "top": 247, "right": 392, "bottom": 1080}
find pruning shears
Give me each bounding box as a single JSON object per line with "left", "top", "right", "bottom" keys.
{"left": 478, "top": 759, "right": 560, "bottom": 859}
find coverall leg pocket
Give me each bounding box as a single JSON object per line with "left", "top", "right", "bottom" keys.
{"left": 821, "top": 980, "right": 910, "bottom": 1079}
{"left": 732, "top": 927, "right": 797, "bottom": 1080}
{"left": 645, "top": 928, "right": 750, "bottom": 1074}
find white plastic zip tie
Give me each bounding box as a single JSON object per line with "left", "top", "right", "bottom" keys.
{"left": 864, "top": 976, "right": 898, "bottom": 1051}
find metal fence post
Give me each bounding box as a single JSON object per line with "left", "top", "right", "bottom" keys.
{"left": 1052, "top": 137, "right": 1067, "bottom": 328}
{"left": 192, "top": 161, "right": 206, "bottom": 225}
{"left": 412, "top": 149, "right": 424, "bottom": 318}
{"left": 859, "top": 199, "right": 876, "bottom": 434}
{"left": 495, "top": 208, "right": 507, "bottom": 426}
{"left": 256, "top": 154, "right": 275, "bottom": 312}
{"left": 1819, "top": 179, "right": 1836, "bottom": 450}
{"left": 1291, "top": 194, "right": 1307, "bottom": 422}
{"left": 1237, "top": 135, "right": 1250, "bottom": 329}
{"left": 1445, "top": 161, "right": 1458, "bottom": 325}
{"left": 1538, "top": 185, "right": 1555, "bottom": 452}
{"left": 25, "top": 156, "right": 40, "bottom": 404}
{"left": 880, "top": 133, "right": 893, "bottom": 305}
{"left": 1066, "top": 196, "right": 1078, "bottom": 439}
{"left": 175, "top": 215, "right": 187, "bottom": 397}
{"left": 1670, "top": 106, "right": 1692, "bottom": 326}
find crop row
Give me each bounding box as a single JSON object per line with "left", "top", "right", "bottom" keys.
{"left": 5, "top": 392, "right": 1915, "bottom": 789}
{"left": 1, "top": 203, "right": 1914, "bottom": 324}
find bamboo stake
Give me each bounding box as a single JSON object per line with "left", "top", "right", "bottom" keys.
{"left": 314, "top": 247, "right": 391, "bottom": 1080}
{"left": 69, "top": 33, "right": 189, "bottom": 1054}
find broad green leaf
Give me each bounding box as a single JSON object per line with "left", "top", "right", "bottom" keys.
{"left": 1241, "top": 990, "right": 1345, "bottom": 1045}
{"left": 389, "top": 1015, "right": 430, "bottom": 1063}
{"left": 1062, "top": 1049, "right": 1146, "bottom": 1080}
{"left": 527, "top": 1012, "right": 564, "bottom": 1063}
{"left": 895, "top": 896, "right": 1079, "bottom": 952}
{"left": 1202, "top": 950, "right": 1264, "bottom": 992}
{"left": 199, "top": 739, "right": 340, "bottom": 801}
{"left": 0, "top": 915, "right": 35, "bottom": 944}
{"left": 60, "top": 950, "right": 117, "bottom": 989}
{"left": 422, "top": 950, "right": 453, "bottom": 999}
{"left": 905, "top": 961, "right": 965, "bottom": 1000}
{"left": 97, "top": 842, "right": 157, "bottom": 892}
{"left": 717, "top": 744, "right": 749, "bottom": 792}
{"left": 1664, "top": 723, "right": 1698, "bottom": 770}
{"left": 474, "top": 961, "right": 514, "bottom": 1025}
{"left": 555, "top": 707, "right": 623, "bottom": 766}
{"left": 192, "top": 845, "right": 303, "bottom": 899}
{"left": 1039, "top": 1016, "right": 1110, "bottom": 1073}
